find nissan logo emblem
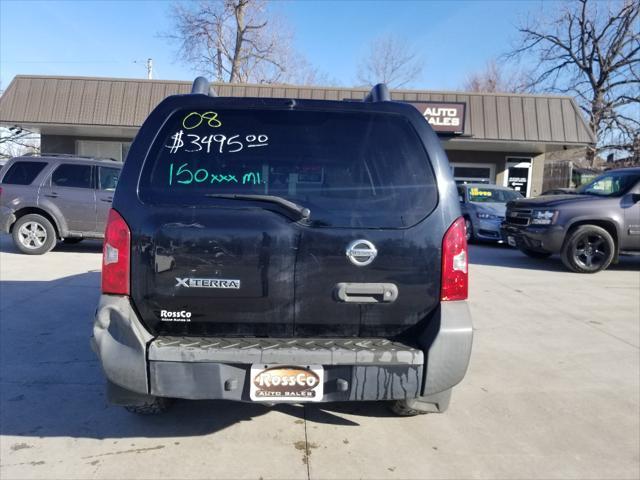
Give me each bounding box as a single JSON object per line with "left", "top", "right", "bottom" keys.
{"left": 346, "top": 239, "right": 377, "bottom": 267}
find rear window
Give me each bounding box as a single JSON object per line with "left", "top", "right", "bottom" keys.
{"left": 1, "top": 161, "right": 47, "bottom": 185}
{"left": 140, "top": 109, "right": 437, "bottom": 228}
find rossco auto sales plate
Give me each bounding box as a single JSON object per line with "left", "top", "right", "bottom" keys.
{"left": 249, "top": 365, "right": 324, "bottom": 402}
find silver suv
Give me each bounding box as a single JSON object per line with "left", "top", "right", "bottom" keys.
{"left": 0, "top": 154, "right": 121, "bottom": 254}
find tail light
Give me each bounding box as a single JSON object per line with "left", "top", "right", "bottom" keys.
{"left": 102, "top": 209, "right": 130, "bottom": 295}
{"left": 441, "top": 216, "right": 468, "bottom": 301}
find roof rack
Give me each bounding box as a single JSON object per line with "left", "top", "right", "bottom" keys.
{"left": 23, "top": 152, "right": 120, "bottom": 162}
{"left": 363, "top": 83, "right": 391, "bottom": 102}
{"left": 191, "top": 76, "right": 217, "bottom": 97}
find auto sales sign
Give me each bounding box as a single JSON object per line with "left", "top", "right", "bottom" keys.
{"left": 410, "top": 102, "right": 466, "bottom": 135}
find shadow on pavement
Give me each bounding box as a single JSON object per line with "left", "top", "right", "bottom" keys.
{"left": 53, "top": 239, "right": 104, "bottom": 254}
{"left": 0, "top": 235, "right": 103, "bottom": 254}
{"left": 469, "top": 243, "right": 640, "bottom": 272}
{"left": 0, "top": 272, "right": 394, "bottom": 442}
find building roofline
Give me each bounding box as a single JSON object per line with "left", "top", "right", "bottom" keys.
{"left": 7, "top": 74, "right": 590, "bottom": 101}
{"left": 5, "top": 121, "right": 593, "bottom": 147}
{"left": 0, "top": 74, "right": 596, "bottom": 145}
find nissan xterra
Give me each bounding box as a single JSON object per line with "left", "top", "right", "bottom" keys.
{"left": 92, "top": 78, "right": 473, "bottom": 416}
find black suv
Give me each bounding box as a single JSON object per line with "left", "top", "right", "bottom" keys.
{"left": 92, "top": 78, "right": 473, "bottom": 416}
{"left": 503, "top": 167, "right": 640, "bottom": 273}
{"left": 0, "top": 154, "right": 121, "bottom": 254}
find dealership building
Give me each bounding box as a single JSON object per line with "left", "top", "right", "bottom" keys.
{"left": 0, "top": 75, "right": 595, "bottom": 196}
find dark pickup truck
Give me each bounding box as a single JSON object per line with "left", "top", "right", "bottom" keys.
{"left": 91, "top": 78, "right": 473, "bottom": 416}
{"left": 502, "top": 167, "right": 640, "bottom": 273}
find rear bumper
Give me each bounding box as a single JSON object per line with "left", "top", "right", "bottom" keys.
{"left": 148, "top": 336, "right": 424, "bottom": 402}
{"left": 92, "top": 295, "right": 472, "bottom": 406}
{"left": 0, "top": 206, "right": 16, "bottom": 234}
{"left": 501, "top": 223, "right": 566, "bottom": 253}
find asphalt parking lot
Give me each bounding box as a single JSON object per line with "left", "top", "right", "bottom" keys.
{"left": 0, "top": 236, "right": 638, "bottom": 480}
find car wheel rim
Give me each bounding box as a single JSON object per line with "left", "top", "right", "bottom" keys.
{"left": 465, "top": 220, "right": 472, "bottom": 241}
{"left": 18, "top": 221, "right": 47, "bottom": 249}
{"left": 573, "top": 233, "right": 609, "bottom": 269}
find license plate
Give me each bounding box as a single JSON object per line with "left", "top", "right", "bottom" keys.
{"left": 249, "top": 364, "right": 324, "bottom": 402}
{"left": 507, "top": 236, "right": 517, "bottom": 247}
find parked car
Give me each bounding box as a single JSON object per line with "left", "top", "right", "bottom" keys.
{"left": 0, "top": 154, "right": 122, "bottom": 254}
{"left": 458, "top": 183, "right": 523, "bottom": 242}
{"left": 91, "top": 78, "right": 473, "bottom": 416}
{"left": 502, "top": 167, "right": 640, "bottom": 273}
{"left": 541, "top": 187, "right": 577, "bottom": 195}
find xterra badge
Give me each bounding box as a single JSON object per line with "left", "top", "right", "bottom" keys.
{"left": 175, "top": 277, "right": 241, "bottom": 289}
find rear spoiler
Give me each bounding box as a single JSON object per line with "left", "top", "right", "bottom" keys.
{"left": 189, "top": 77, "right": 391, "bottom": 103}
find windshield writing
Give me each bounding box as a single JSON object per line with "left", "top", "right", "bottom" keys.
{"left": 140, "top": 109, "right": 438, "bottom": 228}
{"left": 468, "top": 187, "right": 521, "bottom": 203}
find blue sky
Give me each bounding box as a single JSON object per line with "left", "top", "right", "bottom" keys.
{"left": 0, "top": 0, "right": 553, "bottom": 91}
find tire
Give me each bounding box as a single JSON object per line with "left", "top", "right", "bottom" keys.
{"left": 63, "top": 238, "right": 83, "bottom": 245}
{"left": 388, "top": 400, "right": 428, "bottom": 417}
{"left": 124, "top": 397, "right": 173, "bottom": 415}
{"left": 520, "top": 248, "right": 552, "bottom": 259}
{"left": 561, "top": 225, "right": 615, "bottom": 273}
{"left": 12, "top": 214, "right": 57, "bottom": 255}
{"left": 464, "top": 217, "right": 474, "bottom": 243}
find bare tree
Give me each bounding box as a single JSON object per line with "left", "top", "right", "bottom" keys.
{"left": 0, "top": 87, "right": 39, "bottom": 160}
{"left": 463, "top": 59, "right": 528, "bottom": 93}
{"left": 0, "top": 127, "right": 40, "bottom": 160}
{"left": 508, "top": 0, "right": 639, "bottom": 164}
{"left": 286, "top": 56, "right": 338, "bottom": 87}
{"left": 165, "top": 0, "right": 317, "bottom": 84}
{"left": 357, "top": 34, "right": 424, "bottom": 88}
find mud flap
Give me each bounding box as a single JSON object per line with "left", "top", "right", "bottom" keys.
{"left": 106, "top": 380, "right": 160, "bottom": 406}
{"left": 404, "top": 388, "right": 451, "bottom": 413}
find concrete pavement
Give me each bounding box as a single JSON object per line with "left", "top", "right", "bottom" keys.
{"left": 1, "top": 236, "right": 638, "bottom": 479}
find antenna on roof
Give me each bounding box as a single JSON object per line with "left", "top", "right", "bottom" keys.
{"left": 363, "top": 83, "right": 391, "bottom": 102}
{"left": 191, "top": 76, "right": 217, "bottom": 97}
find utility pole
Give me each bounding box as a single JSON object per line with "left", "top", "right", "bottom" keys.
{"left": 133, "top": 58, "right": 154, "bottom": 79}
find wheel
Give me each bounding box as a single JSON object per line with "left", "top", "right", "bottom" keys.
{"left": 561, "top": 225, "right": 615, "bottom": 273}
{"left": 464, "top": 217, "right": 474, "bottom": 243}
{"left": 12, "top": 214, "right": 57, "bottom": 255}
{"left": 388, "top": 400, "right": 428, "bottom": 417}
{"left": 520, "top": 248, "right": 552, "bottom": 259}
{"left": 63, "top": 238, "right": 83, "bottom": 245}
{"left": 124, "top": 397, "right": 173, "bottom": 415}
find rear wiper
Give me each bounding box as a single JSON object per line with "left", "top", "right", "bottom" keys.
{"left": 205, "top": 194, "right": 311, "bottom": 220}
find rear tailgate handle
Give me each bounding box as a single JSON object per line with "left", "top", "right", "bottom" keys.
{"left": 335, "top": 283, "right": 398, "bottom": 303}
